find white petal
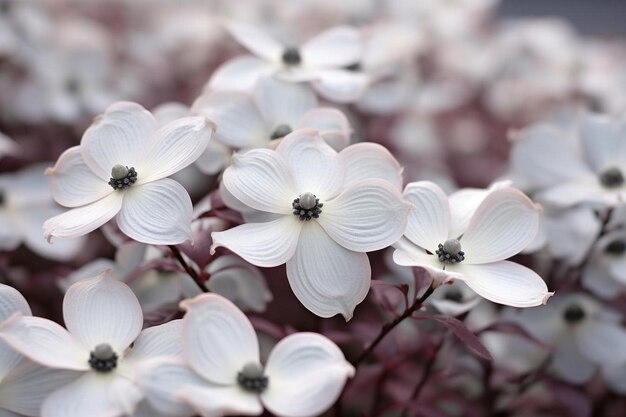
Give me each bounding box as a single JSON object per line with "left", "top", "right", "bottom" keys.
{"left": 460, "top": 187, "right": 540, "bottom": 264}
{"left": 80, "top": 101, "right": 157, "bottom": 181}
{"left": 576, "top": 321, "right": 626, "bottom": 366}
{"left": 63, "top": 271, "right": 143, "bottom": 354}
{"left": 311, "top": 70, "right": 369, "bottom": 103}
{"left": 456, "top": 261, "right": 552, "bottom": 308}
{"left": 262, "top": 332, "right": 354, "bottom": 417}
{"left": 535, "top": 178, "right": 612, "bottom": 208}
{"left": 0, "top": 315, "right": 89, "bottom": 371}
{"left": 194, "top": 140, "right": 231, "bottom": 175}
{"left": 225, "top": 21, "right": 283, "bottom": 62}
{"left": 301, "top": 26, "right": 363, "bottom": 68}
{"left": 180, "top": 293, "right": 259, "bottom": 385}
{"left": 448, "top": 188, "right": 490, "bottom": 239}
{"left": 223, "top": 149, "right": 297, "bottom": 214}
{"left": 580, "top": 113, "right": 626, "bottom": 172}
{"left": 124, "top": 320, "right": 183, "bottom": 365}
{"left": 139, "top": 116, "right": 215, "bottom": 183}
{"left": 295, "top": 108, "right": 351, "bottom": 151}
{"left": 338, "top": 142, "right": 402, "bottom": 189}
{"left": 209, "top": 55, "right": 274, "bottom": 92}
{"left": 276, "top": 129, "right": 343, "bottom": 198}
{"left": 43, "top": 192, "right": 123, "bottom": 242}
{"left": 551, "top": 336, "right": 596, "bottom": 384}
{"left": 392, "top": 238, "right": 464, "bottom": 284}
{"left": 192, "top": 91, "right": 268, "bottom": 149}
{"left": 254, "top": 76, "right": 317, "bottom": 129}
{"left": 176, "top": 384, "right": 263, "bottom": 416}
{"left": 582, "top": 263, "right": 623, "bottom": 299}
{"left": 0, "top": 284, "right": 31, "bottom": 321}
{"left": 286, "top": 222, "right": 371, "bottom": 320}
{"left": 41, "top": 373, "right": 143, "bottom": 417}
{"left": 401, "top": 181, "right": 450, "bottom": 251}
{"left": 0, "top": 211, "right": 20, "bottom": 251}
{"left": 47, "top": 147, "right": 112, "bottom": 207}
{"left": 318, "top": 180, "right": 411, "bottom": 252}
{"left": 0, "top": 361, "right": 80, "bottom": 416}
{"left": 116, "top": 179, "right": 192, "bottom": 245}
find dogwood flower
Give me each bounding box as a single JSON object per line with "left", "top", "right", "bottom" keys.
{"left": 582, "top": 229, "right": 626, "bottom": 299}
{"left": 393, "top": 181, "right": 552, "bottom": 307}
{"left": 43, "top": 101, "right": 214, "bottom": 245}
{"left": 135, "top": 293, "right": 354, "bottom": 417}
{"left": 211, "top": 129, "right": 410, "bottom": 319}
{"left": 0, "top": 271, "right": 184, "bottom": 417}
{"left": 194, "top": 75, "right": 352, "bottom": 151}
{"left": 209, "top": 21, "right": 368, "bottom": 103}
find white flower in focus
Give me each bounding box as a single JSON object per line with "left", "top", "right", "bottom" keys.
{"left": 209, "top": 21, "right": 368, "bottom": 103}
{"left": 0, "top": 164, "right": 85, "bottom": 261}
{"left": 135, "top": 294, "right": 354, "bottom": 417}
{"left": 211, "top": 129, "right": 410, "bottom": 319}
{"left": 393, "top": 181, "right": 552, "bottom": 307}
{"left": 195, "top": 75, "right": 352, "bottom": 152}
{"left": 43, "top": 101, "right": 214, "bottom": 245}
{"left": 0, "top": 272, "right": 184, "bottom": 417}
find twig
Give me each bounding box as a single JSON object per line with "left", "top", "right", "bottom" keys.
{"left": 168, "top": 245, "right": 209, "bottom": 293}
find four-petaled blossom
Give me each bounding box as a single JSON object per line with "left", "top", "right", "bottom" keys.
{"left": 211, "top": 128, "right": 410, "bottom": 319}
{"left": 393, "top": 181, "right": 553, "bottom": 307}
{"left": 135, "top": 293, "right": 354, "bottom": 417}
{"left": 0, "top": 271, "right": 184, "bottom": 417}
{"left": 209, "top": 21, "right": 368, "bottom": 103}
{"left": 43, "top": 101, "right": 215, "bottom": 245}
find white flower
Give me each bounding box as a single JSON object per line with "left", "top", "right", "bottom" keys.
{"left": 194, "top": 75, "right": 352, "bottom": 151}
{"left": 209, "top": 21, "right": 368, "bottom": 103}
{"left": 0, "top": 131, "right": 19, "bottom": 160}
{"left": 0, "top": 164, "right": 85, "bottom": 261}
{"left": 393, "top": 181, "right": 552, "bottom": 307}
{"left": 211, "top": 129, "right": 409, "bottom": 319}
{"left": 582, "top": 229, "right": 626, "bottom": 299}
{"left": 0, "top": 272, "right": 184, "bottom": 417}
{"left": 43, "top": 101, "right": 214, "bottom": 245}
{"left": 135, "top": 293, "right": 354, "bottom": 417}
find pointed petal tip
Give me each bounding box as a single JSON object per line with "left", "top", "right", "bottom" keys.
{"left": 45, "top": 166, "right": 54, "bottom": 176}
{"left": 542, "top": 291, "right": 555, "bottom": 305}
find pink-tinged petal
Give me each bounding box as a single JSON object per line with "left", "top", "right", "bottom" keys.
{"left": 180, "top": 293, "right": 259, "bottom": 384}
{"left": 41, "top": 373, "right": 143, "bottom": 417}
{"left": 223, "top": 149, "right": 297, "bottom": 214}
{"left": 455, "top": 261, "right": 552, "bottom": 308}
{"left": 296, "top": 108, "right": 351, "bottom": 151}
{"left": 460, "top": 188, "right": 540, "bottom": 264}
{"left": 576, "top": 321, "right": 626, "bottom": 366}
{"left": 580, "top": 113, "right": 626, "bottom": 172}
{"left": 262, "top": 332, "right": 354, "bottom": 417}
{"left": 116, "top": 179, "right": 193, "bottom": 245}
{"left": 0, "top": 361, "right": 81, "bottom": 417}
{"left": 134, "top": 357, "right": 204, "bottom": 417}
{"left": 254, "top": 76, "right": 317, "bottom": 129}
{"left": 124, "top": 320, "right": 183, "bottom": 365}
{"left": 276, "top": 129, "right": 343, "bottom": 198}
{"left": 318, "top": 179, "right": 411, "bottom": 252}
{"left": 81, "top": 102, "right": 157, "bottom": 181}
{"left": 551, "top": 335, "right": 596, "bottom": 384}
{"left": 0, "top": 211, "right": 20, "bottom": 251}
{"left": 401, "top": 181, "right": 450, "bottom": 251}
{"left": 211, "top": 217, "right": 301, "bottom": 267}
{"left": 209, "top": 55, "right": 275, "bottom": 92}
{"left": 0, "top": 284, "right": 31, "bottom": 321}
{"left": 63, "top": 271, "right": 143, "bottom": 354}
{"left": 301, "top": 26, "right": 363, "bottom": 68}
{"left": 43, "top": 192, "right": 123, "bottom": 242}
{"left": 139, "top": 117, "right": 215, "bottom": 183}
{"left": 224, "top": 21, "right": 283, "bottom": 62}
{"left": 192, "top": 91, "right": 268, "bottom": 149}
{"left": 339, "top": 142, "right": 402, "bottom": 190}
{"left": 176, "top": 384, "right": 263, "bottom": 416}
{"left": 286, "top": 222, "right": 370, "bottom": 320}
{"left": 47, "top": 147, "right": 112, "bottom": 207}
{"left": 311, "top": 69, "right": 369, "bottom": 103}
{"left": 0, "top": 315, "right": 89, "bottom": 371}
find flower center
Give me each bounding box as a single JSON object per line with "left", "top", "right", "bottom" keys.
{"left": 345, "top": 62, "right": 361, "bottom": 72}
{"left": 282, "top": 47, "right": 301, "bottom": 66}
{"left": 436, "top": 239, "right": 465, "bottom": 264}
{"left": 599, "top": 166, "right": 624, "bottom": 188}
{"left": 563, "top": 304, "right": 586, "bottom": 324}
{"left": 237, "top": 362, "right": 268, "bottom": 393}
{"left": 292, "top": 192, "right": 323, "bottom": 221}
{"left": 108, "top": 164, "right": 137, "bottom": 190}
{"left": 270, "top": 124, "right": 293, "bottom": 140}
{"left": 443, "top": 287, "right": 463, "bottom": 302}
{"left": 88, "top": 343, "right": 118, "bottom": 373}
{"left": 605, "top": 239, "right": 626, "bottom": 255}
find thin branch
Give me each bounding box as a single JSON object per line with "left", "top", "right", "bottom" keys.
{"left": 168, "top": 245, "right": 209, "bottom": 293}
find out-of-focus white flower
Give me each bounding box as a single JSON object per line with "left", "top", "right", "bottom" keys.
{"left": 135, "top": 293, "right": 354, "bottom": 417}
{"left": 0, "top": 272, "right": 184, "bottom": 417}
{"left": 0, "top": 164, "right": 85, "bottom": 261}
{"left": 0, "top": 131, "right": 19, "bottom": 159}
{"left": 582, "top": 229, "right": 626, "bottom": 299}
{"left": 209, "top": 21, "right": 368, "bottom": 103}
{"left": 43, "top": 101, "right": 214, "bottom": 245}
{"left": 578, "top": 40, "right": 626, "bottom": 115}
{"left": 211, "top": 129, "right": 409, "bottom": 319}
{"left": 195, "top": 76, "right": 352, "bottom": 152}
{"left": 393, "top": 181, "right": 552, "bottom": 307}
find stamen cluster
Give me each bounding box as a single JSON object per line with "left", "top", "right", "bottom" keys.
{"left": 108, "top": 166, "right": 137, "bottom": 190}
{"left": 435, "top": 241, "right": 465, "bottom": 264}
{"left": 292, "top": 193, "right": 323, "bottom": 221}
{"left": 88, "top": 344, "right": 118, "bottom": 373}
